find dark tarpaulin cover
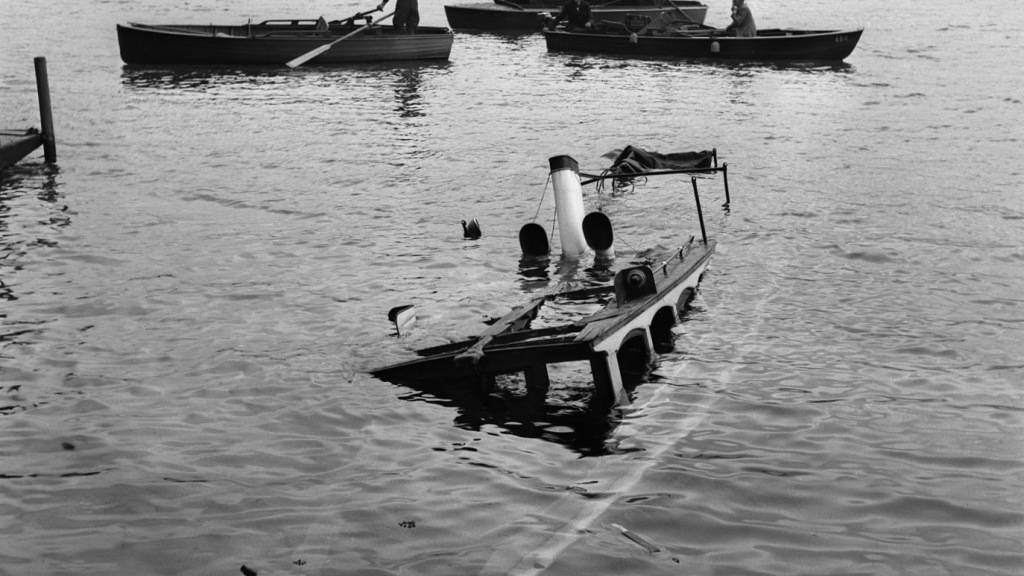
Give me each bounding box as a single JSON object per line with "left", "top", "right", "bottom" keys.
{"left": 604, "top": 145, "right": 714, "bottom": 175}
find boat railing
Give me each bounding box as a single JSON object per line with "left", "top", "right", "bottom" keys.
{"left": 650, "top": 235, "right": 696, "bottom": 278}
{"left": 579, "top": 151, "right": 727, "bottom": 246}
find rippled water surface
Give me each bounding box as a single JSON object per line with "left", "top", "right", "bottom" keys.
{"left": 2, "top": 0, "right": 1023, "bottom": 574}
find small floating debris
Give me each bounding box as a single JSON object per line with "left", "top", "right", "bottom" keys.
{"left": 461, "top": 218, "right": 481, "bottom": 239}
{"left": 388, "top": 304, "right": 416, "bottom": 337}
{"left": 612, "top": 522, "right": 661, "bottom": 554}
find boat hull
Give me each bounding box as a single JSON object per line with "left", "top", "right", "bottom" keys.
{"left": 117, "top": 21, "right": 454, "bottom": 65}
{"left": 0, "top": 130, "right": 44, "bottom": 171}
{"left": 444, "top": 2, "right": 707, "bottom": 31}
{"left": 544, "top": 27, "right": 864, "bottom": 61}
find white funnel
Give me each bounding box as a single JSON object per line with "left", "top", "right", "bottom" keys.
{"left": 548, "top": 155, "right": 588, "bottom": 259}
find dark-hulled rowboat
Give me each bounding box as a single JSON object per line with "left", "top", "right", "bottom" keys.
{"left": 444, "top": 0, "right": 707, "bottom": 32}
{"left": 544, "top": 25, "right": 864, "bottom": 61}
{"left": 117, "top": 20, "right": 454, "bottom": 66}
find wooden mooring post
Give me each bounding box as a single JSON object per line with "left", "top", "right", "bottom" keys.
{"left": 34, "top": 56, "right": 57, "bottom": 163}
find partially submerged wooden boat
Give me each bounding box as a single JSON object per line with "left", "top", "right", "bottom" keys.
{"left": 544, "top": 21, "right": 864, "bottom": 61}
{"left": 444, "top": 0, "right": 707, "bottom": 32}
{"left": 117, "top": 19, "right": 454, "bottom": 66}
{"left": 373, "top": 151, "right": 730, "bottom": 414}
{"left": 0, "top": 129, "right": 44, "bottom": 172}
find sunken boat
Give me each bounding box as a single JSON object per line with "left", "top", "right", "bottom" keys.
{"left": 373, "top": 149, "right": 731, "bottom": 414}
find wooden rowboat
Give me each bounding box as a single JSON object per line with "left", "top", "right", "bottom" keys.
{"left": 444, "top": 0, "right": 707, "bottom": 32}
{"left": 544, "top": 25, "right": 864, "bottom": 61}
{"left": 116, "top": 20, "right": 454, "bottom": 66}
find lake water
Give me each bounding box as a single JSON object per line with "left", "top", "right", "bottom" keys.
{"left": 2, "top": 0, "right": 1023, "bottom": 574}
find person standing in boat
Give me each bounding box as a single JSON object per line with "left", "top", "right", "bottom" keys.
{"left": 723, "top": 0, "right": 756, "bottom": 37}
{"left": 548, "top": 0, "right": 593, "bottom": 31}
{"left": 394, "top": 0, "right": 419, "bottom": 33}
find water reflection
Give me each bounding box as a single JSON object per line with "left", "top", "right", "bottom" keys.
{"left": 0, "top": 163, "right": 64, "bottom": 411}
{"left": 393, "top": 67, "right": 424, "bottom": 118}
{"left": 120, "top": 65, "right": 290, "bottom": 90}
{"left": 517, "top": 253, "right": 551, "bottom": 291}
{"left": 555, "top": 53, "right": 854, "bottom": 75}
{"left": 396, "top": 374, "right": 637, "bottom": 456}
{"left": 120, "top": 61, "right": 452, "bottom": 91}
{"left": 1, "top": 163, "right": 65, "bottom": 301}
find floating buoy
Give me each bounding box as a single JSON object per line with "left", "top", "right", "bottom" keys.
{"left": 548, "top": 155, "right": 588, "bottom": 260}
{"left": 582, "top": 211, "right": 614, "bottom": 260}
{"left": 461, "top": 218, "right": 481, "bottom": 239}
{"left": 387, "top": 304, "right": 416, "bottom": 336}
{"left": 519, "top": 222, "right": 550, "bottom": 256}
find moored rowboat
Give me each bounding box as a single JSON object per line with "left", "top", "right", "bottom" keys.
{"left": 117, "top": 20, "right": 454, "bottom": 66}
{"left": 543, "top": 25, "right": 864, "bottom": 61}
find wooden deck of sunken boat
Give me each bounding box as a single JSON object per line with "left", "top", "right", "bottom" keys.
{"left": 373, "top": 233, "right": 715, "bottom": 412}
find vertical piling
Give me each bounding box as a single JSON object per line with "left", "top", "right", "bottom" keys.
{"left": 691, "top": 177, "right": 707, "bottom": 246}
{"left": 524, "top": 364, "right": 550, "bottom": 405}
{"left": 721, "top": 163, "right": 730, "bottom": 206}
{"left": 34, "top": 56, "right": 56, "bottom": 163}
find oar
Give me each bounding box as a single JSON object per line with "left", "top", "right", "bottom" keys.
{"left": 664, "top": 0, "right": 698, "bottom": 25}
{"left": 286, "top": 11, "right": 395, "bottom": 68}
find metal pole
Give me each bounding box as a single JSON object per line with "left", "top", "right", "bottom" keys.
{"left": 34, "top": 56, "right": 56, "bottom": 163}
{"left": 691, "top": 177, "right": 707, "bottom": 246}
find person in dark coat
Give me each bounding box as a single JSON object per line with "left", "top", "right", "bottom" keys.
{"left": 724, "top": 0, "right": 756, "bottom": 37}
{"left": 549, "top": 0, "right": 593, "bottom": 31}
{"left": 394, "top": 0, "right": 419, "bottom": 33}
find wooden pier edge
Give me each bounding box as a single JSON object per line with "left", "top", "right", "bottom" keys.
{"left": 0, "top": 57, "right": 56, "bottom": 172}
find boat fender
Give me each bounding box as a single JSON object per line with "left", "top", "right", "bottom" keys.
{"left": 519, "top": 222, "right": 550, "bottom": 256}
{"left": 710, "top": 40, "right": 720, "bottom": 53}
{"left": 629, "top": 32, "right": 638, "bottom": 44}
{"left": 614, "top": 266, "right": 656, "bottom": 306}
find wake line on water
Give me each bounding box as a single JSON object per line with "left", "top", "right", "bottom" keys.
{"left": 484, "top": 263, "right": 779, "bottom": 576}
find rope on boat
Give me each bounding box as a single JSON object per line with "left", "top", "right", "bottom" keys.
{"left": 531, "top": 173, "right": 551, "bottom": 222}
